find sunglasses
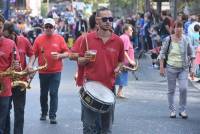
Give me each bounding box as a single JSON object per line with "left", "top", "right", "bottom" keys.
{"left": 101, "top": 17, "right": 114, "bottom": 22}
{"left": 45, "top": 25, "right": 53, "bottom": 29}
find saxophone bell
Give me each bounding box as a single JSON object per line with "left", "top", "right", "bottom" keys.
{"left": 12, "top": 81, "right": 28, "bottom": 91}
{"left": 11, "top": 64, "right": 48, "bottom": 90}
{"left": 121, "top": 59, "right": 139, "bottom": 72}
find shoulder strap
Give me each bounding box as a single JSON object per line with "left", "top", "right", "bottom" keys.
{"left": 165, "top": 36, "right": 171, "bottom": 60}
{"left": 166, "top": 36, "right": 171, "bottom": 54}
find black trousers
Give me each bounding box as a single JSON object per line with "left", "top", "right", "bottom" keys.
{"left": 4, "top": 86, "right": 26, "bottom": 134}
{"left": 0, "top": 96, "right": 10, "bottom": 134}
{"left": 81, "top": 102, "right": 114, "bottom": 134}
{"left": 81, "top": 87, "right": 115, "bottom": 134}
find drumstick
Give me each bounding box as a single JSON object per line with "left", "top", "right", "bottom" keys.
{"left": 83, "top": 25, "right": 89, "bottom": 51}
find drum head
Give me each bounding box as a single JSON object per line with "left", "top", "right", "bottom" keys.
{"left": 84, "top": 81, "right": 115, "bottom": 104}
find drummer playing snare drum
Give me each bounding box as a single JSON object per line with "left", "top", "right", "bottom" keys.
{"left": 73, "top": 7, "right": 124, "bottom": 134}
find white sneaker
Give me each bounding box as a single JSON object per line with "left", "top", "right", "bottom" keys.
{"left": 179, "top": 111, "right": 188, "bottom": 119}
{"left": 153, "top": 64, "right": 159, "bottom": 69}
{"left": 170, "top": 111, "right": 176, "bottom": 118}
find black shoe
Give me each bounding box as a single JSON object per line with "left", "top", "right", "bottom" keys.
{"left": 50, "top": 118, "right": 57, "bottom": 124}
{"left": 179, "top": 111, "right": 188, "bottom": 119}
{"left": 40, "top": 115, "right": 47, "bottom": 121}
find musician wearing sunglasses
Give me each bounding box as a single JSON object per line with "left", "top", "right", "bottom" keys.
{"left": 74, "top": 7, "right": 124, "bottom": 134}
{"left": 0, "top": 14, "right": 20, "bottom": 134}
{"left": 32, "top": 18, "right": 69, "bottom": 124}
{"left": 2, "top": 21, "right": 35, "bottom": 134}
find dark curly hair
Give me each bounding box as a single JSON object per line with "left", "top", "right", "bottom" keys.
{"left": 0, "top": 14, "right": 5, "bottom": 23}
{"left": 3, "top": 21, "right": 15, "bottom": 34}
{"left": 89, "top": 12, "right": 96, "bottom": 29}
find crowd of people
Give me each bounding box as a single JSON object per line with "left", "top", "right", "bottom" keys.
{"left": 0, "top": 5, "right": 200, "bottom": 134}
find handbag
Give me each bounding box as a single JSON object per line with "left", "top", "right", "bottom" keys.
{"left": 163, "top": 36, "right": 171, "bottom": 68}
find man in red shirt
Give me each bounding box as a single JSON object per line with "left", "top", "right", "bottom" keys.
{"left": 0, "top": 14, "right": 20, "bottom": 134}
{"left": 33, "top": 18, "right": 69, "bottom": 124}
{"left": 73, "top": 7, "right": 124, "bottom": 133}
{"left": 3, "top": 21, "right": 35, "bottom": 134}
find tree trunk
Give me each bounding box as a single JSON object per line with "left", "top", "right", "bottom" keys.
{"left": 170, "top": 0, "right": 177, "bottom": 20}
{"left": 145, "top": 0, "right": 151, "bottom": 12}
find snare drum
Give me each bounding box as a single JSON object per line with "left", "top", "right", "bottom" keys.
{"left": 79, "top": 81, "right": 115, "bottom": 113}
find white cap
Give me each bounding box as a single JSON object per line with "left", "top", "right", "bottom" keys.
{"left": 44, "top": 18, "right": 55, "bottom": 26}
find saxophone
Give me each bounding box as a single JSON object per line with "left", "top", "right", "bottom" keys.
{"left": 122, "top": 59, "right": 139, "bottom": 71}
{"left": 12, "top": 48, "right": 48, "bottom": 90}
{"left": 11, "top": 62, "right": 48, "bottom": 90}
{"left": 0, "top": 47, "right": 48, "bottom": 91}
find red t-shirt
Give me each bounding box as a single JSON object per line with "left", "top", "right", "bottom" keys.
{"left": 15, "top": 35, "right": 34, "bottom": 81}
{"left": 0, "top": 37, "right": 19, "bottom": 97}
{"left": 74, "top": 32, "right": 124, "bottom": 90}
{"left": 120, "top": 34, "right": 135, "bottom": 65}
{"left": 17, "top": 35, "right": 34, "bottom": 70}
{"left": 71, "top": 36, "right": 85, "bottom": 86}
{"left": 33, "top": 33, "right": 69, "bottom": 73}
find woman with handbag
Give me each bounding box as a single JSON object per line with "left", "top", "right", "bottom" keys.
{"left": 159, "top": 20, "right": 195, "bottom": 119}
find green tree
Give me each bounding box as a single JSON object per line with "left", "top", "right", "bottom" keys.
{"left": 109, "top": 0, "right": 144, "bottom": 17}
{"left": 83, "top": 0, "right": 109, "bottom": 10}
{"left": 83, "top": 0, "right": 108, "bottom": 3}
{"left": 41, "top": 3, "right": 48, "bottom": 17}
{"left": 188, "top": 0, "right": 200, "bottom": 14}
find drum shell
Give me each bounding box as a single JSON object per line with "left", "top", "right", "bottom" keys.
{"left": 79, "top": 87, "right": 114, "bottom": 113}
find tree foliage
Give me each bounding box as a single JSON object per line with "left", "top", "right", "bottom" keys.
{"left": 110, "top": 0, "right": 131, "bottom": 8}
{"left": 109, "top": 0, "right": 144, "bottom": 17}
{"left": 83, "top": 0, "right": 108, "bottom": 4}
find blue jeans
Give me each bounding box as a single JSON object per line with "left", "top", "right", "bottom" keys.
{"left": 115, "top": 71, "right": 128, "bottom": 86}
{"left": 166, "top": 65, "right": 188, "bottom": 112}
{"left": 4, "top": 86, "right": 26, "bottom": 134}
{"left": 39, "top": 72, "right": 61, "bottom": 119}
{"left": 0, "top": 96, "right": 10, "bottom": 134}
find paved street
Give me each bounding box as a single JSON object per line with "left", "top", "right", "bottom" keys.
{"left": 10, "top": 53, "right": 200, "bottom": 134}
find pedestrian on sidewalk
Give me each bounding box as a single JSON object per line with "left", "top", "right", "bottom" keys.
{"left": 191, "top": 24, "right": 200, "bottom": 78}
{"left": 150, "top": 25, "right": 161, "bottom": 69}
{"left": 115, "top": 24, "right": 135, "bottom": 98}
{"left": 159, "top": 20, "right": 195, "bottom": 119}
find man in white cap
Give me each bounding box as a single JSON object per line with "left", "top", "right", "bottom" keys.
{"left": 32, "top": 18, "right": 70, "bottom": 124}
